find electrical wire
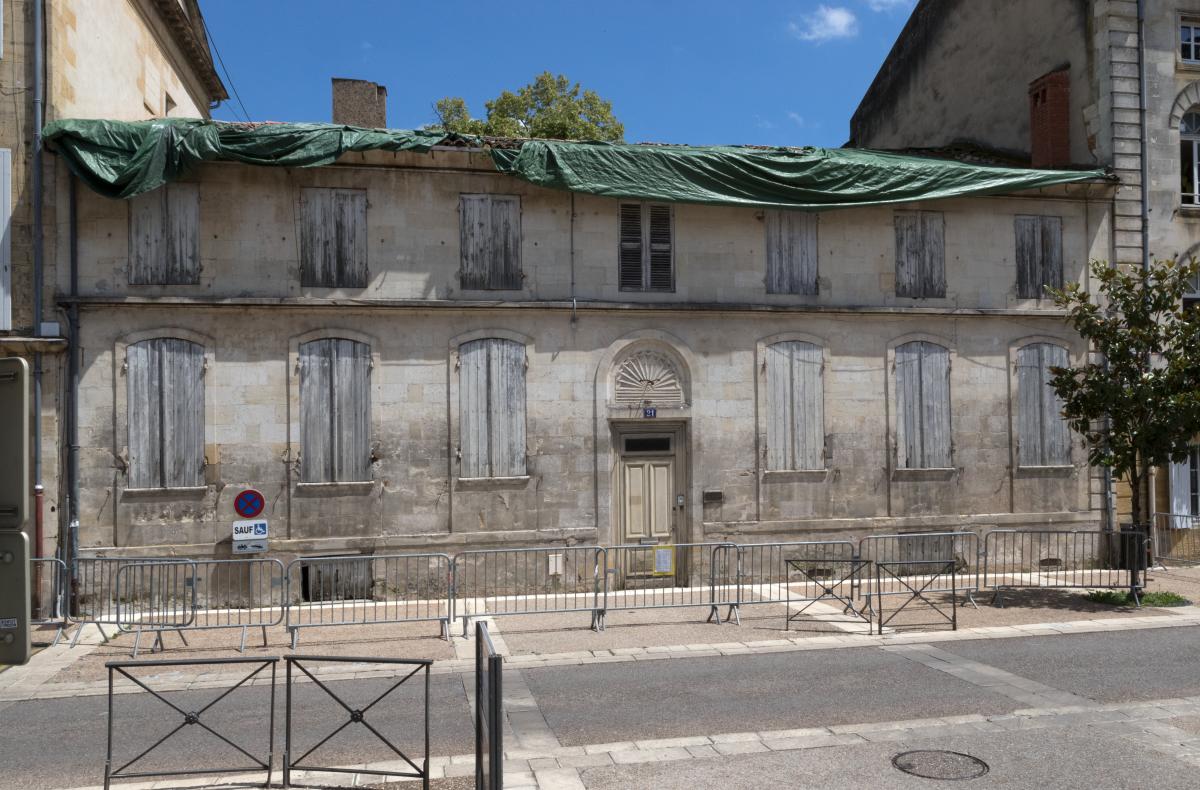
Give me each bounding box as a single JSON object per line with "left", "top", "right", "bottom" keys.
{"left": 201, "top": 14, "right": 252, "bottom": 122}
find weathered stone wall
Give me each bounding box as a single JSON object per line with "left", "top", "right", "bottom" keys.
{"left": 65, "top": 154, "right": 1113, "bottom": 555}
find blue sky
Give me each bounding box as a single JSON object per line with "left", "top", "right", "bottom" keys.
{"left": 201, "top": 1, "right": 914, "bottom": 148}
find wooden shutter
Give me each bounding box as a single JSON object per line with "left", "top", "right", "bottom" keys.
{"left": 1018, "top": 343, "right": 1070, "bottom": 466}
{"left": 1015, "top": 216, "right": 1063, "bottom": 299}
{"left": 489, "top": 339, "right": 526, "bottom": 476}
{"left": 895, "top": 211, "right": 945, "bottom": 298}
{"left": 765, "top": 341, "right": 823, "bottom": 470}
{"left": 647, "top": 204, "right": 673, "bottom": 291}
{"left": 920, "top": 342, "right": 952, "bottom": 467}
{"left": 126, "top": 340, "right": 162, "bottom": 488}
{"left": 460, "top": 195, "right": 522, "bottom": 290}
{"left": 896, "top": 341, "right": 951, "bottom": 468}
{"left": 458, "top": 340, "right": 489, "bottom": 477}
{"left": 301, "top": 188, "right": 367, "bottom": 288}
{"left": 619, "top": 203, "right": 643, "bottom": 290}
{"left": 300, "top": 338, "right": 370, "bottom": 482}
{"left": 765, "top": 210, "right": 818, "bottom": 295}
{"left": 129, "top": 184, "right": 199, "bottom": 285}
{"left": 0, "top": 148, "right": 10, "bottom": 330}
{"left": 127, "top": 338, "right": 203, "bottom": 488}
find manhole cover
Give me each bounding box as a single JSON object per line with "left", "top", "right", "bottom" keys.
{"left": 892, "top": 750, "right": 989, "bottom": 780}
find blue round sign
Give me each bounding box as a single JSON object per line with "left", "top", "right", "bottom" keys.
{"left": 234, "top": 489, "right": 265, "bottom": 518}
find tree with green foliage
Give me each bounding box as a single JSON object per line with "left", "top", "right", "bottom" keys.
{"left": 429, "top": 72, "right": 624, "bottom": 142}
{"left": 1048, "top": 257, "right": 1200, "bottom": 526}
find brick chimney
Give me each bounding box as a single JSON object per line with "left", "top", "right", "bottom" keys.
{"left": 1029, "top": 69, "right": 1070, "bottom": 168}
{"left": 331, "top": 78, "right": 388, "bottom": 128}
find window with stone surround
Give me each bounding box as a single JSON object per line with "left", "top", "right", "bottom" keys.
{"left": 894, "top": 210, "right": 945, "bottom": 298}
{"left": 894, "top": 341, "right": 951, "bottom": 469}
{"left": 459, "top": 194, "right": 522, "bottom": 290}
{"left": 458, "top": 338, "right": 526, "bottom": 478}
{"left": 126, "top": 338, "right": 205, "bottom": 488}
{"left": 1014, "top": 215, "right": 1063, "bottom": 299}
{"left": 1015, "top": 343, "right": 1071, "bottom": 467}
{"left": 764, "top": 340, "right": 825, "bottom": 470}
{"left": 129, "top": 183, "right": 200, "bottom": 285}
{"left": 299, "top": 187, "right": 368, "bottom": 288}
{"left": 619, "top": 203, "right": 674, "bottom": 292}
{"left": 1183, "top": 21, "right": 1200, "bottom": 64}
{"left": 299, "top": 338, "right": 371, "bottom": 483}
{"left": 1182, "top": 111, "right": 1200, "bottom": 206}
{"left": 765, "top": 210, "right": 818, "bottom": 295}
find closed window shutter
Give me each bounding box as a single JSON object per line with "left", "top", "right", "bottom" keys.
{"left": 1039, "top": 216, "right": 1063, "bottom": 293}
{"left": 765, "top": 341, "right": 824, "bottom": 470}
{"left": 896, "top": 341, "right": 951, "bottom": 468}
{"left": 490, "top": 196, "right": 522, "bottom": 289}
{"left": 765, "top": 210, "right": 818, "bottom": 295}
{"left": 647, "top": 204, "right": 673, "bottom": 291}
{"left": 1017, "top": 343, "right": 1070, "bottom": 466}
{"left": 460, "top": 195, "right": 522, "bottom": 290}
{"left": 895, "top": 211, "right": 945, "bottom": 298}
{"left": 300, "top": 338, "right": 370, "bottom": 483}
{"left": 1015, "top": 216, "right": 1041, "bottom": 298}
{"left": 301, "top": 188, "right": 367, "bottom": 288}
{"left": 127, "top": 338, "right": 204, "bottom": 488}
{"left": 459, "top": 338, "right": 526, "bottom": 477}
{"left": 619, "top": 203, "right": 643, "bottom": 290}
{"left": 129, "top": 184, "right": 199, "bottom": 285}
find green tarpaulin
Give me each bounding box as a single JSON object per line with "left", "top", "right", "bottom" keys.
{"left": 43, "top": 118, "right": 1111, "bottom": 208}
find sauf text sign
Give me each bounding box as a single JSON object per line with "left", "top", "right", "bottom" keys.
{"left": 232, "top": 520, "right": 268, "bottom": 554}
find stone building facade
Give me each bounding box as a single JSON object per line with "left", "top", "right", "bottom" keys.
{"left": 1, "top": 0, "right": 225, "bottom": 563}
{"left": 59, "top": 145, "right": 1116, "bottom": 557}
{"left": 849, "top": 0, "right": 1200, "bottom": 523}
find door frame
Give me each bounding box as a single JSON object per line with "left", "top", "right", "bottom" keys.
{"left": 610, "top": 420, "right": 690, "bottom": 545}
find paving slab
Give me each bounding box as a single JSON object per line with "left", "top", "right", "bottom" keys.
{"left": 938, "top": 626, "right": 1200, "bottom": 704}
{"left": 523, "top": 647, "right": 1021, "bottom": 747}
{"left": 576, "top": 725, "right": 1195, "bottom": 789}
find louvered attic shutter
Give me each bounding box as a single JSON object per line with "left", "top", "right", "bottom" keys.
{"left": 619, "top": 203, "right": 643, "bottom": 290}
{"left": 647, "top": 204, "right": 673, "bottom": 291}
{"left": 765, "top": 210, "right": 818, "bottom": 295}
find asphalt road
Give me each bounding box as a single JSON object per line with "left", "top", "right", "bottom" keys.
{"left": 5, "top": 626, "right": 1198, "bottom": 789}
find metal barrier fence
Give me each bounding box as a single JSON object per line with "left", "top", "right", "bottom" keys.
{"left": 285, "top": 553, "right": 452, "bottom": 648}
{"left": 1152, "top": 512, "right": 1200, "bottom": 565}
{"left": 31, "top": 557, "right": 66, "bottom": 645}
{"left": 453, "top": 546, "right": 604, "bottom": 636}
{"left": 857, "top": 532, "right": 981, "bottom": 603}
{"left": 875, "top": 560, "right": 957, "bottom": 635}
{"left": 115, "top": 560, "right": 196, "bottom": 655}
{"left": 476, "top": 621, "right": 503, "bottom": 790}
{"left": 188, "top": 558, "right": 287, "bottom": 650}
{"left": 284, "top": 655, "right": 432, "bottom": 789}
{"left": 103, "top": 656, "right": 278, "bottom": 790}
{"left": 727, "top": 541, "right": 858, "bottom": 623}
{"left": 983, "top": 529, "right": 1146, "bottom": 606}
{"left": 71, "top": 557, "right": 189, "bottom": 647}
{"left": 602, "top": 542, "right": 736, "bottom": 627}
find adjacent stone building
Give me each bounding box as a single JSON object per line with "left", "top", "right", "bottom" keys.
{"left": 54, "top": 117, "right": 1116, "bottom": 557}
{"left": 1, "top": 0, "right": 225, "bottom": 568}
{"left": 849, "top": 0, "right": 1200, "bottom": 524}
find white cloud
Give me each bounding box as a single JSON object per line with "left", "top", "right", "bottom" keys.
{"left": 864, "top": 0, "right": 913, "bottom": 12}
{"left": 787, "top": 112, "right": 806, "bottom": 128}
{"left": 789, "top": 6, "right": 859, "bottom": 43}
{"left": 755, "top": 115, "right": 777, "bottom": 130}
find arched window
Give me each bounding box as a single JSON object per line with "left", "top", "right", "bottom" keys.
{"left": 1015, "top": 343, "right": 1071, "bottom": 467}
{"left": 1181, "top": 111, "right": 1200, "bottom": 206}
{"left": 459, "top": 338, "right": 526, "bottom": 478}
{"left": 764, "top": 341, "right": 824, "bottom": 470}
{"left": 894, "top": 341, "right": 951, "bottom": 469}
{"left": 299, "top": 338, "right": 371, "bottom": 483}
{"left": 126, "top": 338, "right": 205, "bottom": 488}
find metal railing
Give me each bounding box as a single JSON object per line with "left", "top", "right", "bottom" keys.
{"left": 727, "top": 540, "right": 858, "bottom": 623}
{"left": 103, "top": 656, "right": 278, "bottom": 790}
{"left": 476, "top": 621, "right": 503, "bottom": 790}
{"left": 284, "top": 655, "right": 432, "bottom": 789}
{"left": 187, "top": 558, "right": 287, "bottom": 650}
{"left": 453, "top": 546, "right": 604, "bottom": 636}
{"left": 1152, "top": 512, "right": 1200, "bottom": 565}
{"left": 784, "top": 557, "right": 873, "bottom": 629}
{"left": 115, "top": 560, "right": 197, "bottom": 657}
{"left": 983, "top": 529, "right": 1146, "bottom": 606}
{"left": 857, "top": 531, "right": 981, "bottom": 603}
{"left": 874, "top": 560, "right": 958, "bottom": 635}
{"left": 30, "top": 557, "right": 66, "bottom": 645}
{"left": 602, "top": 542, "right": 736, "bottom": 627}
{"left": 285, "top": 553, "right": 452, "bottom": 648}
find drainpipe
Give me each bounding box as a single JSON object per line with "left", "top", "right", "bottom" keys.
{"left": 66, "top": 176, "right": 79, "bottom": 608}
{"left": 31, "top": 0, "right": 45, "bottom": 578}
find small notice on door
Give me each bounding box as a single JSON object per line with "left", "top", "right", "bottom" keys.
{"left": 0, "top": 618, "right": 17, "bottom": 630}
{"left": 653, "top": 546, "right": 675, "bottom": 576}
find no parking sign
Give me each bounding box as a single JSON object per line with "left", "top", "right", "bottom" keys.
{"left": 234, "top": 488, "right": 265, "bottom": 518}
